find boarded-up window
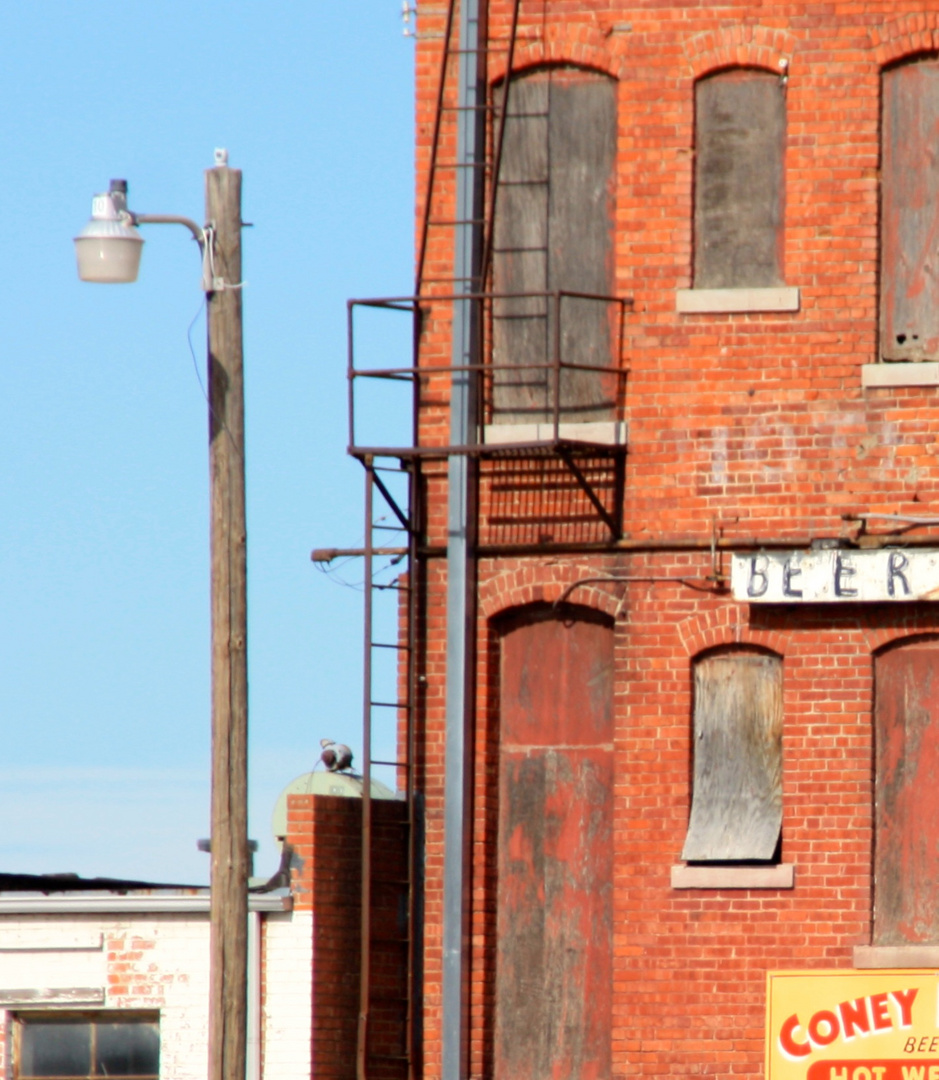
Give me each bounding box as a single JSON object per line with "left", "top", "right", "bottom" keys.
{"left": 681, "top": 650, "right": 783, "bottom": 862}
{"left": 881, "top": 58, "right": 939, "bottom": 361}
{"left": 495, "top": 606, "right": 613, "bottom": 1080}
{"left": 694, "top": 69, "right": 786, "bottom": 289}
{"left": 874, "top": 639, "right": 939, "bottom": 945}
{"left": 492, "top": 67, "right": 616, "bottom": 422}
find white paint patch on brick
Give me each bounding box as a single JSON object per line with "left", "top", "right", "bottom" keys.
{"left": 263, "top": 910, "right": 313, "bottom": 1080}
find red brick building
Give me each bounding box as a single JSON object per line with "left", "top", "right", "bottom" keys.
{"left": 342, "top": 3, "right": 939, "bottom": 1078}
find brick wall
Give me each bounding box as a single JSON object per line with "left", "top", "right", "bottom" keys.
{"left": 408, "top": 3, "right": 939, "bottom": 1078}
{"left": 287, "top": 793, "right": 410, "bottom": 1080}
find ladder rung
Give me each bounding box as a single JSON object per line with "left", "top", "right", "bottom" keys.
{"left": 445, "top": 44, "right": 512, "bottom": 56}
{"left": 497, "top": 110, "right": 551, "bottom": 120}
{"left": 491, "top": 243, "right": 549, "bottom": 253}
{"left": 427, "top": 217, "right": 486, "bottom": 227}
{"left": 438, "top": 102, "right": 495, "bottom": 113}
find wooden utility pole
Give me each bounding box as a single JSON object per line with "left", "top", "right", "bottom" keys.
{"left": 205, "top": 157, "right": 249, "bottom": 1080}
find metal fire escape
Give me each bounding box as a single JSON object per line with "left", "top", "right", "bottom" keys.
{"left": 317, "top": 2, "right": 633, "bottom": 1077}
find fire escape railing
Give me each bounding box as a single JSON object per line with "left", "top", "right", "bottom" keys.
{"left": 347, "top": 290, "right": 633, "bottom": 459}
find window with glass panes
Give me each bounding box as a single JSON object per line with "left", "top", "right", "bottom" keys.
{"left": 14, "top": 1014, "right": 159, "bottom": 1080}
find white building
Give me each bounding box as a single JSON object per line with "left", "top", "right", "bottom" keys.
{"left": 0, "top": 888, "right": 312, "bottom": 1080}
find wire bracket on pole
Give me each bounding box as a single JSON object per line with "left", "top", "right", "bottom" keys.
{"left": 203, "top": 224, "right": 247, "bottom": 294}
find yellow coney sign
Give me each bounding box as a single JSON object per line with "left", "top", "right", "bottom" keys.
{"left": 767, "top": 972, "right": 939, "bottom": 1080}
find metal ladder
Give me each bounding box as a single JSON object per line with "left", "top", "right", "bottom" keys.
{"left": 356, "top": 452, "right": 421, "bottom": 1080}
{"left": 415, "top": 0, "right": 523, "bottom": 299}
{"left": 355, "top": 2, "right": 525, "bottom": 1077}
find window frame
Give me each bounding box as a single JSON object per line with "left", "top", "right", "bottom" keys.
{"left": 677, "top": 66, "right": 799, "bottom": 315}
{"left": 12, "top": 1011, "right": 160, "bottom": 1080}
{"left": 681, "top": 647, "right": 784, "bottom": 864}
{"left": 879, "top": 55, "right": 939, "bottom": 363}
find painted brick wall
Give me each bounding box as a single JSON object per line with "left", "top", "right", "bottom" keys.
{"left": 0, "top": 908, "right": 314, "bottom": 1080}
{"left": 408, "top": 3, "right": 939, "bottom": 1078}
{"left": 263, "top": 909, "right": 314, "bottom": 1080}
{"left": 0, "top": 914, "right": 211, "bottom": 1079}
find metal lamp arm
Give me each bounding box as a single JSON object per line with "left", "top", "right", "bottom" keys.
{"left": 133, "top": 212, "right": 206, "bottom": 250}
{"left": 130, "top": 212, "right": 223, "bottom": 291}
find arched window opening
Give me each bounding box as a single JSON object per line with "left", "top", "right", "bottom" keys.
{"left": 881, "top": 56, "right": 939, "bottom": 361}
{"left": 682, "top": 648, "right": 783, "bottom": 863}
{"left": 693, "top": 68, "right": 786, "bottom": 290}
{"left": 874, "top": 637, "right": 939, "bottom": 944}
{"left": 493, "top": 604, "right": 614, "bottom": 1080}
{"left": 491, "top": 66, "right": 617, "bottom": 422}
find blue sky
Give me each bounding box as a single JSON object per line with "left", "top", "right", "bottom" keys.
{"left": 0, "top": 3, "right": 416, "bottom": 883}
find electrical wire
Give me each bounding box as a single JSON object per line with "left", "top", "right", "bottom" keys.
{"left": 313, "top": 518, "right": 408, "bottom": 590}
{"left": 186, "top": 296, "right": 244, "bottom": 461}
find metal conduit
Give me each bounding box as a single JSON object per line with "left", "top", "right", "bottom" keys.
{"left": 442, "top": 0, "right": 486, "bottom": 1077}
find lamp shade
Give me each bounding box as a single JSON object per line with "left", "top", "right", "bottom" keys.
{"left": 74, "top": 193, "right": 144, "bottom": 283}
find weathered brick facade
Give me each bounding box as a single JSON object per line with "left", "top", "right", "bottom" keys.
{"left": 405, "top": 4, "right": 939, "bottom": 1078}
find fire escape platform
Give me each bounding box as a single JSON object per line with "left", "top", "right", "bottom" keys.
{"left": 348, "top": 433, "right": 628, "bottom": 462}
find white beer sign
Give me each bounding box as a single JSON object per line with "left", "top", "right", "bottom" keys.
{"left": 731, "top": 549, "right": 939, "bottom": 604}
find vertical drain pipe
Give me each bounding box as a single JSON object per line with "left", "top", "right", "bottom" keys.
{"left": 442, "top": 0, "right": 485, "bottom": 1077}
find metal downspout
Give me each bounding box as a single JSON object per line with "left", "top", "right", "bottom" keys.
{"left": 246, "top": 909, "right": 262, "bottom": 1080}
{"left": 442, "top": 0, "right": 485, "bottom": 1077}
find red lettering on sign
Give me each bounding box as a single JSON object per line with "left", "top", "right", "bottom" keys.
{"left": 779, "top": 990, "right": 920, "bottom": 1059}
{"left": 840, "top": 998, "right": 871, "bottom": 1040}
{"left": 871, "top": 994, "right": 892, "bottom": 1031}
{"left": 810, "top": 1011, "right": 841, "bottom": 1047}
{"left": 780, "top": 1014, "right": 812, "bottom": 1059}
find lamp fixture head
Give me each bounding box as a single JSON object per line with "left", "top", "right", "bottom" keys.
{"left": 74, "top": 179, "right": 144, "bottom": 284}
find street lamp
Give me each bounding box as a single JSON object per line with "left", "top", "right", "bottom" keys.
{"left": 75, "top": 150, "right": 249, "bottom": 1080}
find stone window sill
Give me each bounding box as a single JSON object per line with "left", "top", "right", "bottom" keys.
{"left": 671, "top": 863, "right": 795, "bottom": 889}
{"left": 675, "top": 287, "right": 800, "bottom": 314}
{"left": 483, "top": 420, "right": 627, "bottom": 447}
{"left": 854, "top": 945, "right": 939, "bottom": 968}
{"left": 862, "top": 362, "right": 939, "bottom": 388}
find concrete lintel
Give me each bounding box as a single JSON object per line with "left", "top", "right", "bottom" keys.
{"left": 853, "top": 945, "right": 939, "bottom": 968}
{"left": 0, "top": 986, "right": 106, "bottom": 1006}
{"left": 0, "top": 930, "right": 103, "bottom": 952}
{"left": 671, "top": 863, "right": 795, "bottom": 889}
{"left": 862, "top": 362, "right": 939, "bottom": 388}
{"left": 676, "top": 287, "right": 800, "bottom": 314}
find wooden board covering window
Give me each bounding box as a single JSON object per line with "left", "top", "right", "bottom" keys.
{"left": 694, "top": 70, "right": 786, "bottom": 289}
{"left": 874, "top": 640, "right": 939, "bottom": 945}
{"left": 491, "top": 68, "right": 617, "bottom": 422}
{"left": 681, "top": 651, "right": 783, "bottom": 862}
{"left": 495, "top": 606, "right": 614, "bottom": 1080}
{"left": 881, "top": 59, "right": 939, "bottom": 361}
